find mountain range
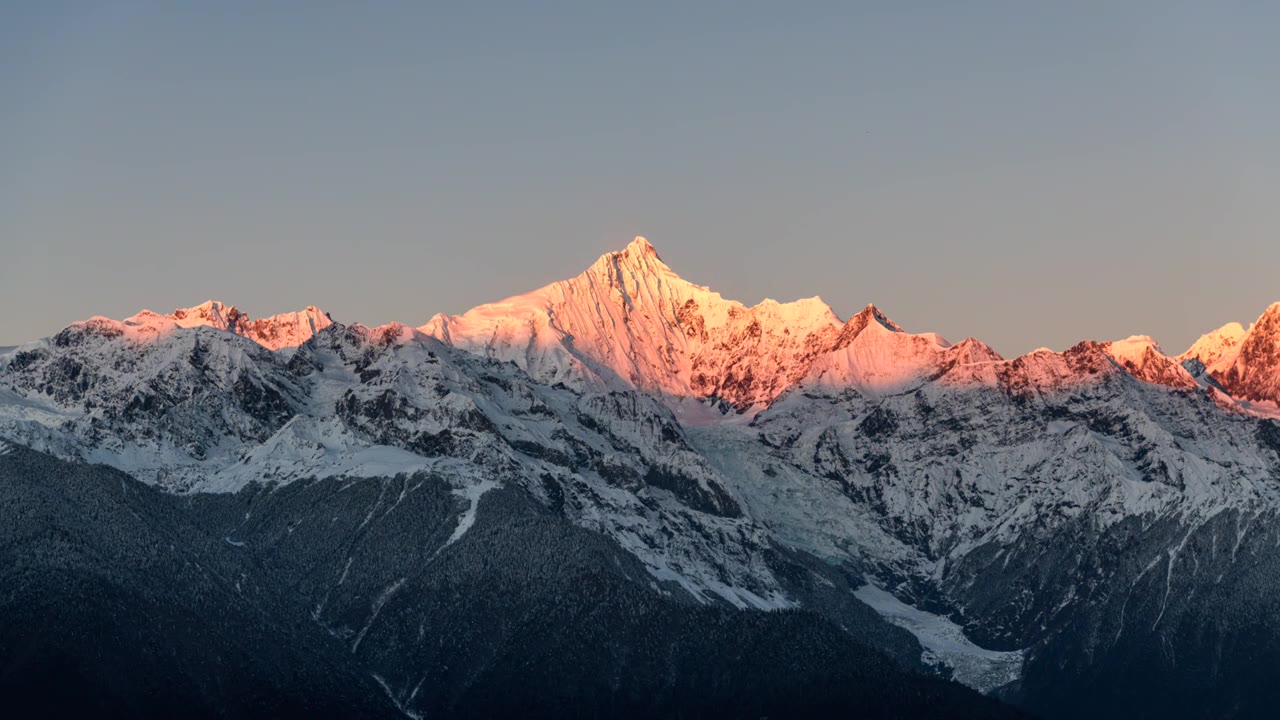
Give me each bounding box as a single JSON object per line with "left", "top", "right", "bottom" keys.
{"left": 5, "top": 237, "right": 1280, "bottom": 717}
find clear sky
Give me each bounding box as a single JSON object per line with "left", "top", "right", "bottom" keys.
{"left": 2, "top": 2, "right": 1277, "bottom": 355}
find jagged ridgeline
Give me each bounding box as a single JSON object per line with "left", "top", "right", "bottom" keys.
{"left": 6, "top": 237, "right": 1280, "bottom": 717}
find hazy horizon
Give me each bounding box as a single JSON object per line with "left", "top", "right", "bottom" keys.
{"left": 3, "top": 2, "right": 1277, "bottom": 355}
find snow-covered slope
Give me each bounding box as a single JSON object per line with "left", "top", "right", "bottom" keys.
{"left": 755, "top": 332, "right": 1280, "bottom": 565}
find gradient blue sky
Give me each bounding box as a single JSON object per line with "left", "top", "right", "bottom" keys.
{"left": 2, "top": 1, "right": 1276, "bottom": 355}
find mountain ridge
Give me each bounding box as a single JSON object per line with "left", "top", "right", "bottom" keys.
{"left": 6, "top": 236, "right": 1280, "bottom": 716}
{"left": 18, "top": 237, "right": 1275, "bottom": 415}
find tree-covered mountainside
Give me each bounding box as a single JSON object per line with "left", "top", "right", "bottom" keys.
{"left": 0, "top": 444, "right": 394, "bottom": 719}
{"left": 0, "top": 445, "right": 1018, "bottom": 718}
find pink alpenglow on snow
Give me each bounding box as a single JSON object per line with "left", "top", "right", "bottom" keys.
{"left": 1195, "top": 303, "right": 1280, "bottom": 404}
{"left": 420, "top": 237, "right": 846, "bottom": 411}
{"left": 23, "top": 237, "right": 1280, "bottom": 418}
{"left": 416, "top": 238, "right": 1221, "bottom": 410}
{"left": 76, "top": 301, "right": 335, "bottom": 350}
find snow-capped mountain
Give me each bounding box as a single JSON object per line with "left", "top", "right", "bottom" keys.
{"left": 1100, "top": 335, "right": 1198, "bottom": 389}
{"left": 126, "top": 300, "right": 334, "bottom": 351}
{"left": 1194, "top": 303, "right": 1280, "bottom": 405}
{"left": 420, "top": 237, "right": 844, "bottom": 414}
{"left": 0, "top": 314, "right": 307, "bottom": 485}
{"left": 5, "top": 237, "right": 1280, "bottom": 717}
{"left": 1178, "top": 320, "right": 1249, "bottom": 368}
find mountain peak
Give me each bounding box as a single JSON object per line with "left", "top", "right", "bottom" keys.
{"left": 626, "top": 235, "right": 658, "bottom": 256}
{"left": 1191, "top": 301, "right": 1280, "bottom": 404}
{"left": 585, "top": 235, "right": 675, "bottom": 284}
{"left": 172, "top": 300, "right": 243, "bottom": 331}
{"left": 1111, "top": 335, "right": 1164, "bottom": 354}
{"left": 860, "top": 301, "right": 901, "bottom": 330}
{"left": 1100, "top": 335, "right": 1198, "bottom": 389}
{"left": 1180, "top": 321, "right": 1249, "bottom": 367}
{"left": 241, "top": 305, "right": 335, "bottom": 351}
{"left": 420, "top": 236, "right": 849, "bottom": 411}
{"left": 1260, "top": 302, "right": 1280, "bottom": 324}
{"left": 835, "top": 304, "right": 905, "bottom": 347}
